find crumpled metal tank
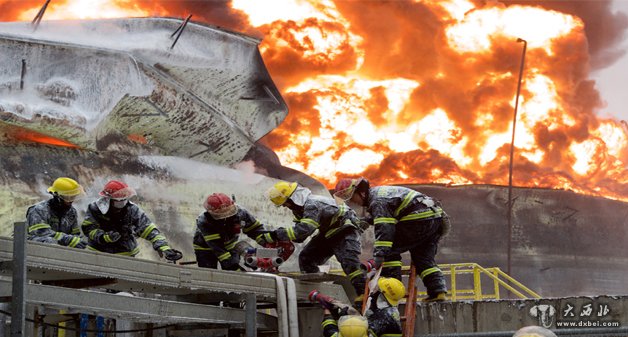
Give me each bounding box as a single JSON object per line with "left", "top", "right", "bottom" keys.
{"left": 0, "top": 17, "right": 287, "bottom": 165}
{"left": 0, "top": 18, "right": 328, "bottom": 271}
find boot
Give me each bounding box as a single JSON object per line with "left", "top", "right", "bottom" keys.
{"left": 422, "top": 271, "right": 447, "bottom": 302}
{"left": 422, "top": 292, "right": 446, "bottom": 302}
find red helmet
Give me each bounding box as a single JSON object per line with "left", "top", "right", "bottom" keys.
{"left": 334, "top": 177, "right": 369, "bottom": 201}
{"left": 204, "top": 193, "right": 237, "bottom": 219}
{"left": 99, "top": 180, "right": 136, "bottom": 200}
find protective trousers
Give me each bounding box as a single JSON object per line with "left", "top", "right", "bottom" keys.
{"left": 299, "top": 227, "right": 366, "bottom": 295}
{"left": 381, "top": 217, "right": 447, "bottom": 297}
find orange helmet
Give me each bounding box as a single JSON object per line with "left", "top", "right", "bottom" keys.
{"left": 204, "top": 193, "right": 237, "bottom": 219}
{"left": 99, "top": 180, "right": 136, "bottom": 200}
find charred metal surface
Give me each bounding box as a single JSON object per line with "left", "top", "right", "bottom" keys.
{"left": 0, "top": 18, "right": 288, "bottom": 166}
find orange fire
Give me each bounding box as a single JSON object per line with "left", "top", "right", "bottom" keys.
{"left": 8, "top": 127, "right": 79, "bottom": 148}
{"left": 2, "top": 0, "right": 627, "bottom": 201}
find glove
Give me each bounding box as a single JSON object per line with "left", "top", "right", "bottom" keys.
{"left": 162, "top": 248, "right": 183, "bottom": 262}
{"left": 220, "top": 253, "right": 242, "bottom": 271}
{"left": 62, "top": 235, "right": 87, "bottom": 249}
{"left": 372, "top": 256, "right": 384, "bottom": 270}
{"left": 103, "top": 231, "right": 121, "bottom": 243}
{"left": 362, "top": 259, "right": 376, "bottom": 273}
{"left": 256, "top": 231, "right": 278, "bottom": 247}
{"left": 357, "top": 219, "right": 371, "bottom": 231}
{"left": 74, "top": 240, "right": 87, "bottom": 249}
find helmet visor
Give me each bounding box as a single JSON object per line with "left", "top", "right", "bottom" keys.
{"left": 58, "top": 193, "right": 81, "bottom": 203}
{"left": 333, "top": 185, "right": 356, "bottom": 201}
{"left": 101, "top": 186, "right": 136, "bottom": 200}
{"left": 207, "top": 204, "right": 238, "bottom": 219}
{"left": 111, "top": 199, "right": 128, "bottom": 209}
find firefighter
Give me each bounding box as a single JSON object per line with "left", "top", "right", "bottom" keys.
{"left": 363, "top": 277, "right": 404, "bottom": 336}
{"left": 264, "top": 181, "right": 367, "bottom": 298}
{"left": 25, "top": 177, "right": 86, "bottom": 249}
{"left": 322, "top": 314, "right": 369, "bottom": 337}
{"left": 334, "top": 177, "right": 450, "bottom": 302}
{"left": 81, "top": 180, "right": 182, "bottom": 261}
{"left": 320, "top": 278, "right": 404, "bottom": 337}
{"left": 193, "top": 192, "right": 274, "bottom": 271}
{"left": 512, "top": 326, "right": 557, "bottom": 337}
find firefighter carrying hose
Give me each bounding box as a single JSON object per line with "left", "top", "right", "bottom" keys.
{"left": 334, "top": 177, "right": 451, "bottom": 302}
{"left": 264, "top": 181, "right": 367, "bottom": 298}
{"left": 81, "top": 180, "right": 182, "bottom": 261}
{"left": 193, "top": 192, "right": 276, "bottom": 271}
{"left": 26, "top": 177, "right": 87, "bottom": 249}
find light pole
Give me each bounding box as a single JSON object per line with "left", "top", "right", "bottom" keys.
{"left": 507, "top": 38, "right": 527, "bottom": 276}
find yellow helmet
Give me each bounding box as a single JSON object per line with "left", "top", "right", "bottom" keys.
{"left": 47, "top": 177, "right": 84, "bottom": 201}
{"left": 267, "top": 181, "right": 297, "bottom": 206}
{"left": 338, "top": 315, "right": 368, "bottom": 337}
{"left": 378, "top": 277, "right": 406, "bottom": 306}
{"left": 512, "top": 326, "right": 557, "bottom": 337}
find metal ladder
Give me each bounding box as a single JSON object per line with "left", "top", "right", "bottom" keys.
{"left": 361, "top": 265, "right": 419, "bottom": 337}
{"left": 401, "top": 264, "right": 418, "bottom": 337}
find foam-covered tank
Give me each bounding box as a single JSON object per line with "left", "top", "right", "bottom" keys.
{"left": 0, "top": 18, "right": 327, "bottom": 268}
{"left": 0, "top": 17, "right": 287, "bottom": 164}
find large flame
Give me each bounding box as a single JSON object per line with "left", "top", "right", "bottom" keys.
{"left": 2, "top": 0, "right": 628, "bottom": 201}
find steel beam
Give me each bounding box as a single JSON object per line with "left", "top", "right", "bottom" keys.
{"left": 10, "top": 222, "right": 26, "bottom": 337}
{"left": 0, "top": 236, "right": 349, "bottom": 304}
{"left": 0, "top": 279, "right": 277, "bottom": 329}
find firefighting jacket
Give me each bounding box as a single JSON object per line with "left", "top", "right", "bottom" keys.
{"left": 321, "top": 308, "right": 401, "bottom": 337}
{"left": 26, "top": 199, "right": 83, "bottom": 247}
{"left": 82, "top": 201, "right": 171, "bottom": 256}
{"left": 274, "top": 195, "right": 359, "bottom": 243}
{"left": 364, "top": 292, "right": 403, "bottom": 337}
{"left": 192, "top": 208, "right": 271, "bottom": 266}
{"left": 369, "top": 186, "right": 444, "bottom": 258}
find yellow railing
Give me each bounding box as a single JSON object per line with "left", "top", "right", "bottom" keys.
{"left": 423, "top": 263, "right": 541, "bottom": 300}
{"left": 330, "top": 262, "right": 540, "bottom": 301}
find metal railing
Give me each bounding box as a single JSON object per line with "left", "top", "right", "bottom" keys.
{"left": 331, "top": 262, "right": 541, "bottom": 301}
{"left": 426, "top": 263, "right": 541, "bottom": 300}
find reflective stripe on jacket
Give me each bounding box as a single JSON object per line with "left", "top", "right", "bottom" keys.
{"left": 26, "top": 199, "right": 82, "bottom": 247}
{"left": 369, "top": 186, "right": 443, "bottom": 258}
{"left": 81, "top": 201, "right": 170, "bottom": 255}
{"left": 192, "top": 208, "right": 271, "bottom": 259}
{"left": 276, "top": 195, "right": 359, "bottom": 243}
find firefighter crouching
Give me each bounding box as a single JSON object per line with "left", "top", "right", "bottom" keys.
{"left": 335, "top": 177, "right": 451, "bottom": 302}
{"left": 81, "top": 180, "right": 182, "bottom": 261}
{"left": 193, "top": 192, "right": 275, "bottom": 270}
{"left": 26, "top": 177, "right": 87, "bottom": 249}
{"left": 264, "top": 181, "right": 367, "bottom": 298}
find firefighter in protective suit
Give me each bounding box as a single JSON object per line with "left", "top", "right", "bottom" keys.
{"left": 363, "top": 277, "right": 404, "bottom": 336}
{"left": 335, "top": 177, "right": 450, "bottom": 302}
{"left": 81, "top": 180, "right": 182, "bottom": 261}
{"left": 318, "top": 277, "right": 404, "bottom": 337}
{"left": 193, "top": 193, "right": 274, "bottom": 270}
{"left": 26, "top": 177, "right": 87, "bottom": 249}
{"left": 264, "top": 181, "right": 367, "bottom": 297}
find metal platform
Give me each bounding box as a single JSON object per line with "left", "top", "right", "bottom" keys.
{"left": 0, "top": 279, "right": 277, "bottom": 328}
{"left": 0, "top": 236, "right": 348, "bottom": 303}
{"left": 0, "top": 234, "right": 349, "bottom": 336}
